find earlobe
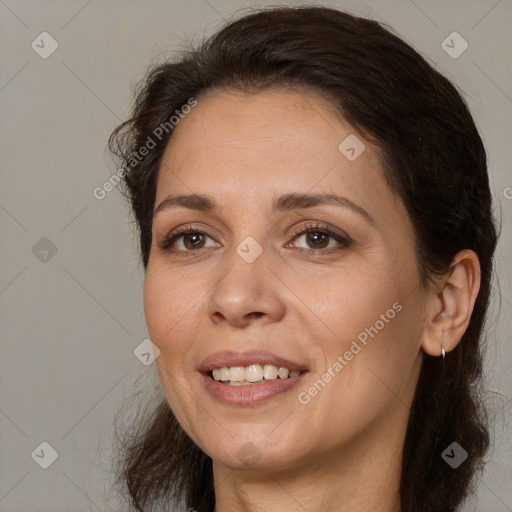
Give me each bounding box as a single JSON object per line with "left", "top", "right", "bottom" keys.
{"left": 421, "top": 249, "right": 481, "bottom": 357}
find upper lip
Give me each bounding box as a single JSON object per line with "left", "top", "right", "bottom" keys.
{"left": 199, "top": 350, "right": 308, "bottom": 373}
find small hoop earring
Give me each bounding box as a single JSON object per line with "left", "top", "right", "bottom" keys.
{"left": 441, "top": 347, "right": 446, "bottom": 359}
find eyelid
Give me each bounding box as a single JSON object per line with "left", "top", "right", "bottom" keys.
{"left": 289, "top": 221, "right": 353, "bottom": 244}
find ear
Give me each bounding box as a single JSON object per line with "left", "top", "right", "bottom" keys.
{"left": 421, "top": 249, "right": 481, "bottom": 357}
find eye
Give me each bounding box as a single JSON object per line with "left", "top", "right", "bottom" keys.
{"left": 157, "top": 222, "right": 352, "bottom": 257}
{"left": 157, "top": 225, "right": 218, "bottom": 256}
{"left": 287, "top": 222, "right": 353, "bottom": 253}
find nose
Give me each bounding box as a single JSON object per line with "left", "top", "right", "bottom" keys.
{"left": 206, "top": 245, "right": 286, "bottom": 328}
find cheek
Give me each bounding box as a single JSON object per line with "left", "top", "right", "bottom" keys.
{"left": 314, "top": 266, "right": 400, "bottom": 344}
{"left": 307, "top": 255, "right": 419, "bottom": 399}
{"left": 143, "top": 266, "right": 204, "bottom": 373}
{"left": 144, "top": 269, "right": 201, "bottom": 431}
{"left": 143, "top": 266, "right": 192, "bottom": 343}
{"left": 143, "top": 270, "right": 167, "bottom": 342}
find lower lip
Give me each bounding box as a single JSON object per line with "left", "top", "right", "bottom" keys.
{"left": 201, "top": 372, "right": 309, "bottom": 406}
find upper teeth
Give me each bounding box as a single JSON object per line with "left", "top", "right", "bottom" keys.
{"left": 212, "top": 364, "right": 301, "bottom": 383}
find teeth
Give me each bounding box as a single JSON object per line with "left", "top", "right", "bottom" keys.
{"left": 263, "top": 364, "right": 278, "bottom": 380}
{"left": 211, "top": 364, "right": 302, "bottom": 384}
{"left": 229, "top": 366, "right": 246, "bottom": 382}
{"left": 278, "top": 367, "right": 289, "bottom": 379}
{"left": 246, "top": 364, "right": 263, "bottom": 382}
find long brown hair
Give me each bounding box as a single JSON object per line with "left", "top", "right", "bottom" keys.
{"left": 109, "top": 6, "right": 499, "bottom": 511}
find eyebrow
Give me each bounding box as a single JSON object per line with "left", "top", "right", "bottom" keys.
{"left": 153, "top": 192, "right": 376, "bottom": 227}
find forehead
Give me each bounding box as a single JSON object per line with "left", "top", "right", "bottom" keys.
{"left": 153, "top": 89, "right": 416, "bottom": 248}
{"left": 164, "top": 88, "right": 352, "bottom": 156}
{"left": 157, "top": 88, "right": 387, "bottom": 201}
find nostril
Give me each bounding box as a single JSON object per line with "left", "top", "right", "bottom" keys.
{"left": 246, "top": 312, "right": 264, "bottom": 320}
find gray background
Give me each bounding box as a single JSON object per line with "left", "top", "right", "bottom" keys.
{"left": 0, "top": 0, "right": 511, "bottom": 511}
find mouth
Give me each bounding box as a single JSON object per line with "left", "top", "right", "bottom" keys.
{"left": 199, "top": 350, "right": 309, "bottom": 406}
{"left": 207, "top": 364, "right": 306, "bottom": 385}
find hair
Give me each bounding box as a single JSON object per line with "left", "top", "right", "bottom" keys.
{"left": 108, "top": 5, "right": 499, "bottom": 512}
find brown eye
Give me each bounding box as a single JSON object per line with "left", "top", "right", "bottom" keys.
{"left": 303, "top": 231, "right": 330, "bottom": 249}
{"left": 182, "top": 233, "right": 207, "bottom": 250}
{"left": 289, "top": 223, "right": 353, "bottom": 253}
{"left": 158, "top": 228, "right": 218, "bottom": 255}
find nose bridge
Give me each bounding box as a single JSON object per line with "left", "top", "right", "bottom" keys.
{"left": 207, "top": 225, "right": 284, "bottom": 325}
{"left": 223, "top": 199, "right": 271, "bottom": 266}
{"left": 220, "top": 230, "right": 268, "bottom": 295}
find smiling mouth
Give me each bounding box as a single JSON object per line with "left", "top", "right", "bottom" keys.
{"left": 208, "top": 364, "right": 306, "bottom": 385}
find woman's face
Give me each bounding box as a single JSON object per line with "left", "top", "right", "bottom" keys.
{"left": 144, "top": 88, "right": 428, "bottom": 472}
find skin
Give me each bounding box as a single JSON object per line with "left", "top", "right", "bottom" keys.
{"left": 143, "top": 88, "right": 481, "bottom": 512}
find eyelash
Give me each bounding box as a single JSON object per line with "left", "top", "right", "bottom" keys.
{"left": 157, "top": 222, "right": 353, "bottom": 257}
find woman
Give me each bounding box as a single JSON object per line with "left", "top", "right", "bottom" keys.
{"left": 109, "top": 5, "right": 499, "bottom": 512}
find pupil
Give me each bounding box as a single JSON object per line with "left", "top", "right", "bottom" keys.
{"left": 308, "top": 232, "right": 328, "bottom": 248}
{"left": 186, "top": 234, "right": 203, "bottom": 249}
